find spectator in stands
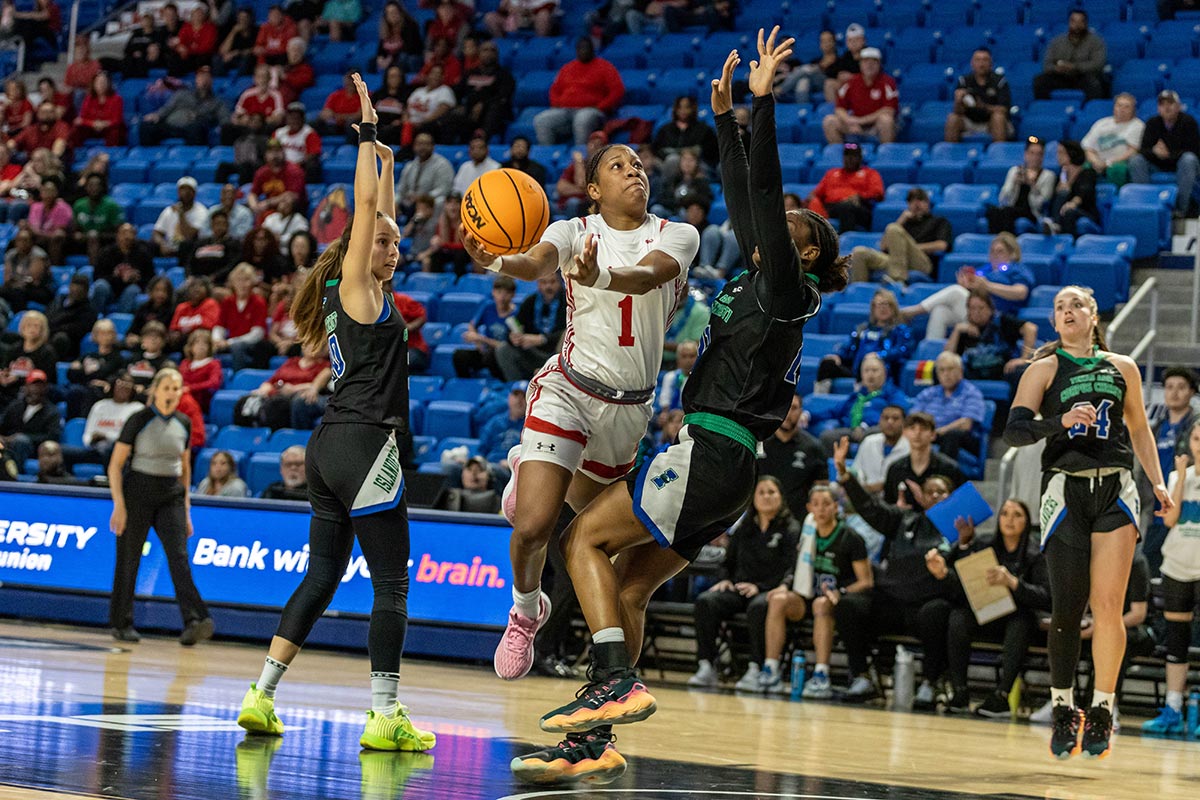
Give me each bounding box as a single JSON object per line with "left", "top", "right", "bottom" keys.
{"left": 817, "top": 288, "right": 913, "bottom": 385}
{"left": 179, "top": 329, "right": 222, "bottom": 413}
{"left": 1132, "top": 89, "right": 1200, "bottom": 218}
{"left": 64, "top": 35, "right": 100, "bottom": 92}
{"left": 501, "top": 136, "right": 548, "bottom": 186}
{"left": 485, "top": 0, "right": 557, "bottom": 37}
{"left": 453, "top": 135, "right": 500, "bottom": 197}
{"left": 214, "top": 8, "right": 257, "bottom": 76}
{"left": 0, "top": 226, "right": 51, "bottom": 312}
{"left": 64, "top": 318, "right": 125, "bottom": 417}
{"left": 170, "top": 5, "right": 218, "bottom": 75}
{"left": 63, "top": 371, "right": 141, "bottom": 469}
{"left": 314, "top": 72, "right": 362, "bottom": 138}
{"left": 945, "top": 48, "right": 1012, "bottom": 144}
{"left": 187, "top": 209, "right": 241, "bottom": 283}
{"left": 93, "top": 223, "right": 151, "bottom": 315}
{"left": 663, "top": 285, "right": 710, "bottom": 368}
{"left": 158, "top": 2, "right": 183, "bottom": 44}
{"left": 201, "top": 184, "right": 255, "bottom": 241}
{"left": 653, "top": 149, "right": 713, "bottom": 219}
{"left": 759, "top": 394, "right": 828, "bottom": 511}
{"left": 392, "top": 289, "right": 431, "bottom": 373}
{"left": 810, "top": 352, "right": 909, "bottom": 453}
{"left": 832, "top": 438, "right": 954, "bottom": 705}
{"left": 882, "top": 411, "right": 965, "bottom": 504}
{"left": 910, "top": 352, "right": 985, "bottom": 459}
{"left": 1140, "top": 367, "right": 1199, "bottom": 576}
{"left": 900, "top": 233, "right": 1033, "bottom": 339}
{"left": 2, "top": 78, "right": 32, "bottom": 139}
{"left": 317, "top": 0, "right": 361, "bottom": 41}
{"left": 1082, "top": 93, "right": 1143, "bottom": 189}
{"left": 424, "top": 192, "right": 471, "bottom": 275}
{"left": 239, "top": 339, "right": 331, "bottom": 430}
{"left": 405, "top": 64, "right": 457, "bottom": 140}
{"left": 823, "top": 47, "right": 897, "bottom": 145}
{"left": 152, "top": 177, "right": 209, "bottom": 259}
{"left": 1033, "top": 9, "right": 1107, "bottom": 101}
{"left": 1043, "top": 140, "right": 1099, "bottom": 235}
{"left": 222, "top": 64, "right": 286, "bottom": 145}
{"left": 218, "top": 112, "right": 271, "bottom": 185}
{"left": 273, "top": 37, "right": 314, "bottom": 105}
{"left": 496, "top": 273, "right": 565, "bottom": 381}
{"left": 139, "top": 67, "right": 229, "bottom": 147}
{"left": 125, "top": 321, "right": 170, "bottom": 393}
{"left": 654, "top": 338, "right": 696, "bottom": 420}
{"left": 826, "top": 22, "right": 867, "bottom": 102}
{"left": 416, "top": 36, "right": 463, "bottom": 90}
{"left": 0, "top": 308, "right": 54, "bottom": 403}
{"left": 262, "top": 194, "right": 310, "bottom": 251}
{"left": 2, "top": 0, "right": 61, "bottom": 53}
{"left": 0, "top": 148, "right": 23, "bottom": 227}
{"left": 534, "top": 37, "right": 624, "bottom": 145}
{"left": 805, "top": 143, "right": 883, "bottom": 233}
{"left": 8, "top": 101, "right": 69, "bottom": 159}
{"left": 33, "top": 76, "right": 70, "bottom": 121}
{"left": 260, "top": 445, "right": 308, "bottom": 500}
{"left": 425, "top": 0, "right": 470, "bottom": 50}
{"left": 940, "top": 498, "right": 1049, "bottom": 715}
{"left": 397, "top": 132, "right": 455, "bottom": 218}
{"left": 371, "top": 65, "right": 408, "bottom": 145}
{"left": 0, "top": 368, "right": 60, "bottom": 466}
{"left": 453, "top": 274, "right": 517, "bottom": 379}
{"left": 555, "top": 130, "right": 609, "bottom": 216}
{"left": 688, "top": 475, "right": 802, "bottom": 690}
{"left": 849, "top": 187, "right": 950, "bottom": 283}
{"left": 454, "top": 40, "right": 515, "bottom": 143}
{"left": 249, "top": 140, "right": 305, "bottom": 218}
{"left": 433, "top": 454, "right": 502, "bottom": 513}
{"left": 478, "top": 383, "right": 526, "bottom": 464}
{"left": 403, "top": 193, "right": 439, "bottom": 270}
{"left": 196, "top": 450, "right": 249, "bottom": 497}
{"left": 46, "top": 273, "right": 96, "bottom": 360}
{"left": 284, "top": 230, "right": 317, "bottom": 279}
{"left": 850, "top": 403, "right": 909, "bottom": 494}
{"left": 945, "top": 289, "right": 1038, "bottom": 382}
{"left": 241, "top": 227, "right": 288, "bottom": 283}
{"left": 113, "top": 12, "right": 162, "bottom": 76}
{"left": 70, "top": 173, "right": 122, "bottom": 266}
{"left": 254, "top": 4, "right": 297, "bottom": 66}
{"left": 169, "top": 277, "right": 220, "bottom": 350}
{"left": 986, "top": 136, "right": 1057, "bottom": 234}
{"left": 775, "top": 29, "right": 840, "bottom": 105}
{"left": 375, "top": 1, "right": 423, "bottom": 73}
{"left": 652, "top": 96, "right": 720, "bottom": 174}
{"left": 686, "top": 200, "right": 739, "bottom": 278}
{"left": 37, "top": 440, "right": 81, "bottom": 484}
{"left": 759, "top": 485, "right": 873, "bottom": 696}
{"left": 26, "top": 177, "right": 71, "bottom": 265}
{"left": 214, "top": 263, "right": 268, "bottom": 370}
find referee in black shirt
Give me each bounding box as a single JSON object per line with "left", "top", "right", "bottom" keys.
{"left": 107, "top": 367, "right": 213, "bottom": 645}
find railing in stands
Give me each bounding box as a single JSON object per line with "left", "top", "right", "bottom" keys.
{"left": 1193, "top": 243, "right": 1200, "bottom": 343}
{"left": 67, "top": 0, "right": 80, "bottom": 64}
{"left": 995, "top": 446, "right": 1017, "bottom": 509}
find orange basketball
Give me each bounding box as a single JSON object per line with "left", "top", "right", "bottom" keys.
{"left": 461, "top": 168, "right": 551, "bottom": 256}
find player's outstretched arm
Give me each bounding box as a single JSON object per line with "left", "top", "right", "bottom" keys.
{"left": 340, "top": 73, "right": 384, "bottom": 321}
{"left": 461, "top": 227, "right": 559, "bottom": 281}
{"left": 712, "top": 49, "right": 756, "bottom": 270}
{"left": 563, "top": 232, "right": 693, "bottom": 295}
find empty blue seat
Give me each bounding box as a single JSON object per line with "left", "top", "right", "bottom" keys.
{"left": 405, "top": 273, "right": 456, "bottom": 294}
{"left": 246, "top": 453, "right": 282, "bottom": 496}
{"left": 871, "top": 143, "right": 926, "bottom": 184}
{"left": 208, "top": 390, "right": 244, "bottom": 427}
{"left": 63, "top": 417, "right": 85, "bottom": 447}
{"left": 267, "top": 428, "right": 311, "bottom": 452}
{"left": 442, "top": 378, "right": 488, "bottom": 404}
{"left": 514, "top": 70, "right": 557, "bottom": 107}
{"left": 213, "top": 425, "right": 271, "bottom": 452}
{"left": 803, "top": 333, "right": 843, "bottom": 359}
{"left": 830, "top": 303, "right": 871, "bottom": 335}
{"left": 412, "top": 435, "right": 438, "bottom": 464}
{"left": 430, "top": 343, "right": 470, "bottom": 378}
{"left": 410, "top": 376, "right": 444, "bottom": 402}
{"left": 456, "top": 273, "right": 495, "bottom": 294}
{"left": 435, "top": 437, "right": 482, "bottom": 460}
{"left": 229, "top": 369, "right": 273, "bottom": 391}
{"left": 424, "top": 401, "right": 475, "bottom": 440}
{"left": 436, "top": 292, "right": 487, "bottom": 326}
{"left": 421, "top": 321, "right": 450, "bottom": 347}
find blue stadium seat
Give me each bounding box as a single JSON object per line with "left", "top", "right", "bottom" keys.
{"left": 424, "top": 401, "right": 475, "bottom": 440}
{"left": 436, "top": 292, "right": 487, "bottom": 326}
{"left": 401, "top": 290, "right": 438, "bottom": 323}
{"left": 63, "top": 417, "right": 85, "bottom": 447}
{"left": 133, "top": 200, "right": 170, "bottom": 226}
{"left": 938, "top": 184, "right": 998, "bottom": 237}
{"left": 229, "top": 369, "right": 273, "bottom": 391}
{"left": 246, "top": 453, "right": 281, "bottom": 496}
{"left": 514, "top": 70, "right": 556, "bottom": 107}
{"left": 411, "top": 435, "right": 437, "bottom": 464}
{"left": 110, "top": 157, "right": 150, "bottom": 183}
{"left": 209, "top": 390, "right": 244, "bottom": 427}
{"left": 906, "top": 101, "right": 955, "bottom": 144}
{"left": 839, "top": 231, "right": 881, "bottom": 253}
{"left": 830, "top": 303, "right": 870, "bottom": 335}
{"left": 957, "top": 400, "right": 995, "bottom": 480}
{"left": 442, "top": 378, "right": 488, "bottom": 404}
{"left": 803, "top": 333, "right": 843, "bottom": 359}
{"left": 838, "top": 282, "right": 896, "bottom": 304}
{"left": 889, "top": 28, "right": 937, "bottom": 66}
{"left": 456, "top": 273, "right": 495, "bottom": 295}
{"left": 430, "top": 343, "right": 469, "bottom": 378}
{"left": 410, "top": 376, "right": 444, "bottom": 403}
{"left": 421, "top": 322, "right": 451, "bottom": 348}
{"left": 1108, "top": 184, "right": 1176, "bottom": 258}
{"left": 871, "top": 143, "right": 926, "bottom": 184}
{"left": 267, "top": 428, "right": 311, "bottom": 452}
{"left": 1063, "top": 235, "right": 1136, "bottom": 310}
{"left": 1112, "top": 59, "right": 1169, "bottom": 98}
{"left": 405, "top": 273, "right": 456, "bottom": 294}
{"left": 212, "top": 425, "right": 271, "bottom": 452}
{"left": 914, "top": 338, "right": 948, "bottom": 360}
{"left": 898, "top": 63, "right": 954, "bottom": 105}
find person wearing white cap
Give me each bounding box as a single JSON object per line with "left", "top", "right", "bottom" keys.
{"left": 825, "top": 23, "right": 868, "bottom": 101}
{"left": 822, "top": 45, "right": 898, "bottom": 144}
{"left": 152, "top": 176, "right": 210, "bottom": 258}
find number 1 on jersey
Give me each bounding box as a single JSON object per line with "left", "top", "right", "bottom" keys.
{"left": 617, "top": 295, "right": 635, "bottom": 347}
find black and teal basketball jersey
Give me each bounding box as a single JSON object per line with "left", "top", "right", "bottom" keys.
{"left": 683, "top": 271, "right": 820, "bottom": 440}
{"left": 321, "top": 279, "right": 411, "bottom": 432}
{"left": 1039, "top": 348, "right": 1133, "bottom": 473}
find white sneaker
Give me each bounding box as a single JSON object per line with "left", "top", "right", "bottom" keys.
{"left": 733, "top": 663, "right": 762, "bottom": 691}
{"left": 758, "top": 664, "right": 786, "bottom": 694}
{"left": 501, "top": 444, "right": 521, "bottom": 524}
{"left": 687, "top": 660, "right": 718, "bottom": 688}
{"left": 913, "top": 680, "right": 936, "bottom": 710}
{"left": 802, "top": 672, "right": 832, "bottom": 699}
{"left": 843, "top": 675, "right": 877, "bottom": 702}
{"left": 1029, "top": 699, "right": 1054, "bottom": 725}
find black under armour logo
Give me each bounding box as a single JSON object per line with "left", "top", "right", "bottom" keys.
{"left": 536, "top": 442, "right": 556, "bottom": 452}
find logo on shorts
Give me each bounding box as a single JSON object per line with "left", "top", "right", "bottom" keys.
{"left": 324, "top": 311, "right": 338, "bottom": 333}
{"left": 650, "top": 469, "right": 679, "bottom": 490}
{"left": 1041, "top": 495, "right": 1059, "bottom": 529}
{"left": 535, "top": 441, "right": 556, "bottom": 452}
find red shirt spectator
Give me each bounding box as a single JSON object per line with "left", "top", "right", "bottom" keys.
{"left": 548, "top": 43, "right": 624, "bottom": 113}
{"left": 254, "top": 8, "right": 298, "bottom": 64}
{"left": 808, "top": 164, "right": 885, "bottom": 215}
{"left": 836, "top": 72, "right": 900, "bottom": 117}
{"left": 322, "top": 86, "right": 361, "bottom": 120}
{"left": 274, "top": 116, "right": 321, "bottom": 166}
{"left": 393, "top": 292, "right": 430, "bottom": 356}
{"left": 64, "top": 37, "right": 101, "bottom": 91}
{"left": 2, "top": 88, "right": 33, "bottom": 137}
{"left": 10, "top": 109, "right": 71, "bottom": 157}
{"left": 416, "top": 40, "right": 462, "bottom": 87}
{"left": 177, "top": 13, "right": 219, "bottom": 61}
{"left": 234, "top": 83, "right": 286, "bottom": 124}
{"left": 178, "top": 387, "right": 206, "bottom": 449}
{"left": 278, "top": 60, "right": 315, "bottom": 104}
{"left": 73, "top": 74, "right": 125, "bottom": 147}
{"left": 425, "top": 1, "right": 468, "bottom": 50}
{"left": 170, "top": 297, "right": 221, "bottom": 336}
{"left": 219, "top": 292, "right": 268, "bottom": 339}
{"left": 180, "top": 357, "right": 223, "bottom": 412}
{"left": 269, "top": 354, "right": 329, "bottom": 386}
{"left": 252, "top": 160, "right": 306, "bottom": 203}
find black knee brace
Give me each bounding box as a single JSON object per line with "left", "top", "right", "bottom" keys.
{"left": 1165, "top": 618, "right": 1192, "bottom": 663}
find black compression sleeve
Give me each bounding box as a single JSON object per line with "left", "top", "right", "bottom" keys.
{"left": 747, "top": 95, "right": 802, "bottom": 298}
{"left": 714, "top": 110, "right": 756, "bottom": 270}
{"left": 1003, "top": 406, "right": 1063, "bottom": 446}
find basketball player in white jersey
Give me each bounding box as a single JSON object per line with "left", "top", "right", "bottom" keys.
{"left": 462, "top": 143, "right": 699, "bottom": 681}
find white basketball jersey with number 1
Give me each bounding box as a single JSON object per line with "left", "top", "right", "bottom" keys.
{"left": 540, "top": 213, "right": 700, "bottom": 391}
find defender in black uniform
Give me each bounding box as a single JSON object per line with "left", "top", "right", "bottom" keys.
{"left": 510, "top": 32, "right": 850, "bottom": 786}
{"left": 1005, "top": 285, "right": 1170, "bottom": 761}
{"left": 236, "top": 75, "right": 435, "bottom": 753}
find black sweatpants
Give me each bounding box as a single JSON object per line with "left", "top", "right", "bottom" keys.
{"left": 835, "top": 590, "right": 953, "bottom": 681}
{"left": 947, "top": 606, "right": 1038, "bottom": 693}
{"left": 693, "top": 589, "right": 770, "bottom": 665}
{"left": 110, "top": 472, "right": 209, "bottom": 629}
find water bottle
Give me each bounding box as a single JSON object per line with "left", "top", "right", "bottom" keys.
{"left": 1187, "top": 689, "right": 1200, "bottom": 736}
{"left": 790, "top": 651, "right": 807, "bottom": 701}
{"left": 893, "top": 645, "right": 915, "bottom": 711}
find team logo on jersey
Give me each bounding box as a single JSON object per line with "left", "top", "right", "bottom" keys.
{"left": 651, "top": 468, "right": 679, "bottom": 490}
{"left": 324, "top": 312, "right": 338, "bottom": 333}
{"left": 535, "top": 441, "right": 556, "bottom": 452}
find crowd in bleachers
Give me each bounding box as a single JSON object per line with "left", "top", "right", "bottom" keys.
{"left": 0, "top": 0, "right": 1199, "bottom": 720}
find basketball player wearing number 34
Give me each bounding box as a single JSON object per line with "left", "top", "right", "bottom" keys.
{"left": 1005, "top": 285, "right": 1172, "bottom": 761}
{"left": 460, "top": 138, "right": 700, "bottom": 690}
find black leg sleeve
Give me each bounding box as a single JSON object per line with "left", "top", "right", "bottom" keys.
{"left": 353, "top": 501, "right": 413, "bottom": 674}
{"left": 275, "top": 516, "right": 356, "bottom": 646}
{"left": 1045, "top": 535, "right": 1092, "bottom": 688}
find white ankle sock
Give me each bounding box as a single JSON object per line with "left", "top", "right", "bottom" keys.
{"left": 815, "top": 663, "right": 829, "bottom": 676}
{"left": 1167, "top": 690, "right": 1184, "bottom": 712}
{"left": 764, "top": 658, "right": 780, "bottom": 674}
{"left": 1091, "top": 689, "right": 1115, "bottom": 712}
{"left": 370, "top": 672, "right": 399, "bottom": 713}
{"left": 592, "top": 627, "right": 625, "bottom": 645}
{"left": 512, "top": 585, "right": 542, "bottom": 619}
{"left": 257, "top": 657, "right": 287, "bottom": 698}
{"left": 1052, "top": 686, "right": 1074, "bottom": 708}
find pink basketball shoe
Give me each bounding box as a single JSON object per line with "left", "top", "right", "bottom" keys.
{"left": 494, "top": 592, "right": 551, "bottom": 680}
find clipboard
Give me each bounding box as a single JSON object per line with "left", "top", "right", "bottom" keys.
{"left": 954, "top": 548, "right": 1017, "bottom": 625}
{"left": 924, "top": 482, "right": 993, "bottom": 543}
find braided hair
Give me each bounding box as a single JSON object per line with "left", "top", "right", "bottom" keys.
{"left": 790, "top": 208, "right": 850, "bottom": 293}
{"left": 584, "top": 143, "right": 618, "bottom": 214}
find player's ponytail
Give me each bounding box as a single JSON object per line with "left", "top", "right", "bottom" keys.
{"left": 294, "top": 223, "right": 352, "bottom": 350}
{"left": 794, "top": 209, "right": 850, "bottom": 293}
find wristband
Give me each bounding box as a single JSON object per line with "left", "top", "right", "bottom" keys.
{"left": 485, "top": 255, "right": 504, "bottom": 273}
{"left": 592, "top": 267, "right": 612, "bottom": 291}
{"left": 357, "top": 122, "right": 378, "bottom": 143}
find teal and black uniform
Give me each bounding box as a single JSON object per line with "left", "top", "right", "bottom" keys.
{"left": 1037, "top": 348, "right": 1139, "bottom": 550}
{"left": 629, "top": 94, "right": 822, "bottom": 560}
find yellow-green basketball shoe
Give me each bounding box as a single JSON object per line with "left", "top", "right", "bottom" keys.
{"left": 359, "top": 703, "right": 437, "bottom": 752}
{"left": 237, "top": 683, "right": 284, "bottom": 736}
